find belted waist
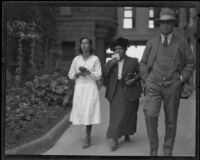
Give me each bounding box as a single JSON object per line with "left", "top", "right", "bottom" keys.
{"left": 76, "top": 78, "right": 96, "bottom": 84}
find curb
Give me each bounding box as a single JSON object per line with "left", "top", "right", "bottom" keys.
{"left": 5, "top": 111, "right": 72, "bottom": 155}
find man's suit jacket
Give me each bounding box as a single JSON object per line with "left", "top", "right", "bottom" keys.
{"left": 140, "top": 34, "right": 195, "bottom": 83}
{"left": 103, "top": 56, "right": 142, "bottom": 102}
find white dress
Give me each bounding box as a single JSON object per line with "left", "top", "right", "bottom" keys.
{"left": 68, "top": 55, "right": 102, "bottom": 125}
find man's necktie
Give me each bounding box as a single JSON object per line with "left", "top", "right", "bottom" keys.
{"left": 163, "top": 35, "right": 168, "bottom": 48}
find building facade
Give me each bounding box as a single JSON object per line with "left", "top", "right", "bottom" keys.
{"left": 53, "top": 7, "right": 197, "bottom": 70}
{"left": 5, "top": 4, "right": 197, "bottom": 83}
{"left": 52, "top": 7, "right": 117, "bottom": 72}
{"left": 116, "top": 7, "right": 197, "bottom": 60}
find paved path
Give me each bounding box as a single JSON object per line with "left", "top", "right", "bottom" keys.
{"left": 43, "top": 87, "right": 196, "bottom": 156}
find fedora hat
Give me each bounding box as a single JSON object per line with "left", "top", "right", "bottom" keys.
{"left": 156, "top": 8, "right": 178, "bottom": 23}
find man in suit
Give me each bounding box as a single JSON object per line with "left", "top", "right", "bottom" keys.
{"left": 103, "top": 37, "right": 142, "bottom": 151}
{"left": 140, "top": 8, "right": 195, "bottom": 156}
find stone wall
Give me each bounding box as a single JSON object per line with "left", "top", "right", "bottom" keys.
{"left": 54, "top": 7, "right": 118, "bottom": 69}
{"left": 56, "top": 21, "right": 95, "bottom": 53}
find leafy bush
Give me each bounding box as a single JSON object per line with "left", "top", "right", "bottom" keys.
{"left": 5, "top": 71, "right": 74, "bottom": 139}
{"left": 24, "top": 72, "right": 74, "bottom": 106}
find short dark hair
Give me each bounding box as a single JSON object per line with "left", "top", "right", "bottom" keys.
{"left": 110, "top": 37, "right": 130, "bottom": 52}
{"left": 78, "top": 37, "right": 95, "bottom": 55}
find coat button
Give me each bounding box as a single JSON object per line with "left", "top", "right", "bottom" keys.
{"left": 163, "top": 76, "right": 166, "bottom": 80}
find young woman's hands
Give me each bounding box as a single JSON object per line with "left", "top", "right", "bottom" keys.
{"left": 79, "top": 67, "right": 91, "bottom": 77}
{"left": 75, "top": 72, "right": 81, "bottom": 79}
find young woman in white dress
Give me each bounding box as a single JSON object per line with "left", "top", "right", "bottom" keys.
{"left": 68, "top": 37, "right": 102, "bottom": 149}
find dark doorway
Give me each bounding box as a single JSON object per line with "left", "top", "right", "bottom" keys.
{"left": 61, "top": 41, "right": 75, "bottom": 60}
{"left": 55, "top": 41, "right": 75, "bottom": 71}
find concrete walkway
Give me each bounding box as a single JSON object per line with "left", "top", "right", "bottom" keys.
{"left": 43, "top": 87, "right": 196, "bottom": 156}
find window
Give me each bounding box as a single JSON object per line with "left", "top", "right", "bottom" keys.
{"left": 123, "top": 7, "right": 136, "bottom": 29}
{"left": 61, "top": 41, "right": 75, "bottom": 60}
{"left": 148, "top": 7, "right": 180, "bottom": 29}
{"left": 187, "top": 8, "right": 196, "bottom": 27}
{"left": 174, "top": 8, "right": 180, "bottom": 27}
{"left": 148, "top": 7, "right": 161, "bottom": 29}
{"left": 126, "top": 45, "right": 145, "bottom": 61}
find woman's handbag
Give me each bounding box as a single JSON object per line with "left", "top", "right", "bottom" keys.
{"left": 180, "top": 77, "right": 194, "bottom": 99}
{"left": 125, "top": 72, "right": 140, "bottom": 84}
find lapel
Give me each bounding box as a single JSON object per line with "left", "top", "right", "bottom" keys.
{"left": 170, "top": 34, "right": 181, "bottom": 61}
{"left": 150, "top": 36, "right": 161, "bottom": 66}
{"left": 113, "top": 62, "right": 118, "bottom": 78}
{"left": 149, "top": 34, "right": 181, "bottom": 67}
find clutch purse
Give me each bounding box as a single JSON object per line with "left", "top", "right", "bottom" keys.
{"left": 125, "top": 72, "right": 140, "bottom": 85}
{"left": 125, "top": 73, "right": 136, "bottom": 81}
{"left": 79, "top": 66, "right": 87, "bottom": 73}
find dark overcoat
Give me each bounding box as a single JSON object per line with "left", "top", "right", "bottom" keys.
{"left": 103, "top": 56, "right": 142, "bottom": 102}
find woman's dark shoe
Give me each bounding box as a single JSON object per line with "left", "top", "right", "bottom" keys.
{"left": 163, "top": 149, "right": 172, "bottom": 156}
{"left": 164, "top": 153, "right": 172, "bottom": 156}
{"left": 82, "top": 136, "right": 91, "bottom": 149}
{"left": 124, "top": 135, "right": 130, "bottom": 142}
{"left": 150, "top": 150, "right": 158, "bottom": 156}
{"left": 110, "top": 139, "right": 118, "bottom": 151}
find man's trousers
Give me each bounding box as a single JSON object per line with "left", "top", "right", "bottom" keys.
{"left": 143, "top": 80, "right": 182, "bottom": 154}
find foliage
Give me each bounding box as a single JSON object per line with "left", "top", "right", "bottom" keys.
{"left": 24, "top": 71, "right": 74, "bottom": 106}
{"left": 5, "top": 71, "right": 74, "bottom": 146}
{"left": 5, "top": 4, "right": 56, "bottom": 82}
{"left": 6, "top": 21, "right": 38, "bottom": 83}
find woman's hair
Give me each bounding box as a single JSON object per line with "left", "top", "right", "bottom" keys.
{"left": 78, "top": 37, "right": 95, "bottom": 55}
{"left": 110, "top": 37, "right": 130, "bottom": 52}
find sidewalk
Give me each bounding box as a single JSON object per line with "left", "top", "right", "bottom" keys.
{"left": 43, "top": 87, "right": 196, "bottom": 156}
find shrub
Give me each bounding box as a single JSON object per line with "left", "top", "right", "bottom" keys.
{"left": 5, "top": 71, "right": 74, "bottom": 135}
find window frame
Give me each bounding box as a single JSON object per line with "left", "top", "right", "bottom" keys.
{"left": 123, "top": 7, "right": 136, "bottom": 29}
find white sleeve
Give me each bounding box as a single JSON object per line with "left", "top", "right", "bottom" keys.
{"left": 88, "top": 57, "right": 102, "bottom": 81}
{"left": 68, "top": 58, "right": 77, "bottom": 80}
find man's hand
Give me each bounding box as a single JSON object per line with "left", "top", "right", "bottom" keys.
{"left": 180, "top": 75, "right": 183, "bottom": 83}
{"left": 125, "top": 78, "right": 136, "bottom": 86}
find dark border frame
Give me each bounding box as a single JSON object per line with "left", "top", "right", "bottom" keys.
{"left": 2, "top": 1, "right": 200, "bottom": 160}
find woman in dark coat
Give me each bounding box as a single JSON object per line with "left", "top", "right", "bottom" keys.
{"left": 103, "top": 37, "right": 142, "bottom": 151}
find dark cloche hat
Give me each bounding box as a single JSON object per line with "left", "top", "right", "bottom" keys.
{"left": 155, "top": 8, "right": 178, "bottom": 23}
{"left": 110, "top": 37, "right": 130, "bottom": 52}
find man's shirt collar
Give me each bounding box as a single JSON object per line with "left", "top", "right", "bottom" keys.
{"left": 161, "top": 33, "right": 173, "bottom": 44}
